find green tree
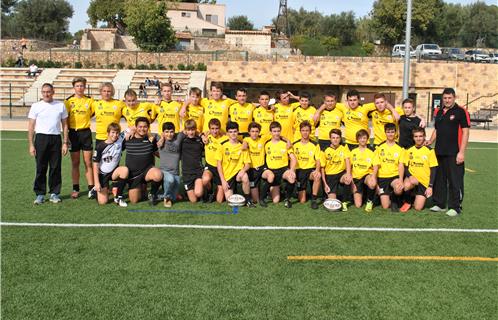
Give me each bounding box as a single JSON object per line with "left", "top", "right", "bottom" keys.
{"left": 227, "top": 15, "right": 254, "bottom": 30}
{"left": 433, "top": 3, "right": 467, "bottom": 47}
{"left": 1, "top": 0, "right": 17, "bottom": 14}
{"left": 460, "top": 3, "right": 498, "bottom": 48}
{"left": 321, "top": 11, "right": 357, "bottom": 45}
{"left": 273, "top": 7, "right": 323, "bottom": 37}
{"left": 321, "top": 36, "right": 341, "bottom": 52}
{"left": 87, "top": 0, "right": 126, "bottom": 32}
{"left": 124, "top": 0, "right": 176, "bottom": 52}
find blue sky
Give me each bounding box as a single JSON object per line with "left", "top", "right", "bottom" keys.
{"left": 67, "top": 0, "right": 496, "bottom": 33}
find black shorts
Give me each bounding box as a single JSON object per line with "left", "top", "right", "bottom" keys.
{"left": 378, "top": 177, "right": 396, "bottom": 196}
{"left": 183, "top": 171, "right": 203, "bottom": 191}
{"left": 319, "top": 139, "right": 330, "bottom": 151}
{"left": 225, "top": 176, "right": 238, "bottom": 192}
{"left": 326, "top": 171, "right": 346, "bottom": 194}
{"left": 69, "top": 128, "right": 92, "bottom": 152}
{"left": 128, "top": 166, "right": 153, "bottom": 190}
{"left": 248, "top": 167, "right": 266, "bottom": 188}
{"left": 353, "top": 176, "right": 367, "bottom": 194}
{"left": 98, "top": 172, "right": 114, "bottom": 188}
{"left": 296, "top": 168, "right": 314, "bottom": 191}
{"left": 204, "top": 163, "right": 221, "bottom": 186}
{"left": 347, "top": 143, "right": 359, "bottom": 151}
{"left": 269, "top": 166, "right": 288, "bottom": 187}
{"left": 415, "top": 184, "right": 427, "bottom": 197}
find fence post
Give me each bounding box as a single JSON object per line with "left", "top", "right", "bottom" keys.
{"left": 106, "top": 51, "right": 110, "bottom": 68}
{"left": 466, "top": 93, "right": 469, "bottom": 109}
{"left": 49, "top": 48, "right": 52, "bottom": 61}
{"left": 135, "top": 51, "right": 138, "bottom": 68}
{"left": 427, "top": 92, "right": 430, "bottom": 123}
{"left": 157, "top": 52, "right": 161, "bottom": 67}
{"left": 9, "top": 83, "right": 12, "bottom": 119}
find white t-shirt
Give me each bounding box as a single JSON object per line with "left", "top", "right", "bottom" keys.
{"left": 28, "top": 100, "right": 68, "bottom": 135}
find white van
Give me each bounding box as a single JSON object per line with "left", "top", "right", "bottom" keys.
{"left": 392, "top": 44, "right": 415, "bottom": 57}
{"left": 415, "top": 44, "right": 442, "bottom": 58}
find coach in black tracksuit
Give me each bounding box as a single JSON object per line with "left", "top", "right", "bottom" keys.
{"left": 428, "top": 88, "right": 470, "bottom": 216}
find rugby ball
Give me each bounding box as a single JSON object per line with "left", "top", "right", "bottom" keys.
{"left": 227, "top": 194, "right": 246, "bottom": 207}
{"left": 323, "top": 199, "right": 342, "bottom": 212}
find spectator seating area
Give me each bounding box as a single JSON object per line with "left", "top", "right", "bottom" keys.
{"left": 51, "top": 69, "right": 118, "bottom": 101}
{"left": 129, "top": 70, "right": 190, "bottom": 102}
{"left": 0, "top": 67, "right": 37, "bottom": 106}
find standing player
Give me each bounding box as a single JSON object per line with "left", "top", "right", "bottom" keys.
{"left": 292, "top": 121, "right": 321, "bottom": 209}
{"left": 274, "top": 90, "right": 300, "bottom": 141}
{"left": 372, "top": 123, "right": 405, "bottom": 211}
{"left": 292, "top": 93, "right": 317, "bottom": 142}
{"left": 64, "top": 77, "right": 95, "bottom": 199}
{"left": 229, "top": 88, "right": 255, "bottom": 138}
{"left": 313, "top": 93, "right": 345, "bottom": 151}
{"left": 252, "top": 91, "right": 274, "bottom": 138}
{"left": 122, "top": 89, "right": 155, "bottom": 129}
{"left": 154, "top": 83, "right": 182, "bottom": 134}
{"left": 181, "top": 119, "right": 205, "bottom": 203}
{"left": 398, "top": 98, "right": 422, "bottom": 149}
{"left": 181, "top": 87, "right": 204, "bottom": 132}
{"left": 92, "top": 123, "right": 129, "bottom": 207}
{"left": 243, "top": 122, "right": 271, "bottom": 203}
{"left": 123, "top": 117, "right": 163, "bottom": 205}
{"left": 321, "top": 129, "right": 352, "bottom": 211}
{"left": 369, "top": 93, "right": 402, "bottom": 147}
{"left": 93, "top": 82, "right": 125, "bottom": 146}
{"left": 400, "top": 127, "right": 438, "bottom": 212}
{"left": 216, "top": 122, "right": 254, "bottom": 206}
{"left": 259, "top": 122, "right": 297, "bottom": 208}
{"left": 350, "top": 129, "right": 377, "bottom": 212}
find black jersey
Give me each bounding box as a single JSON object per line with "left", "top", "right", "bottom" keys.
{"left": 92, "top": 132, "right": 125, "bottom": 174}
{"left": 398, "top": 115, "right": 421, "bottom": 149}
{"left": 181, "top": 136, "right": 204, "bottom": 175}
{"left": 124, "top": 134, "right": 158, "bottom": 175}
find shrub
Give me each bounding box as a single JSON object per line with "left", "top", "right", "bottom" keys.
{"left": 195, "top": 62, "right": 207, "bottom": 71}
{"left": 75, "top": 61, "right": 82, "bottom": 68}
{"left": 168, "top": 64, "right": 174, "bottom": 70}
{"left": 117, "top": 62, "right": 125, "bottom": 69}
{"left": 158, "top": 64, "right": 165, "bottom": 70}
{"left": 362, "top": 42, "right": 375, "bottom": 56}
{"left": 108, "top": 63, "right": 115, "bottom": 69}
{"left": 127, "top": 64, "right": 135, "bottom": 70}
{"left": 186, "top": 64, "right": 195, "bottom": 71}
{"left": 149, "top": 63, "right": 157, "bottom": 70}
{"left": 137, "top": 64, "right": 148, "bottom": 70}
{"left": 177, "top": 63, "right": 186, "bottom": 70}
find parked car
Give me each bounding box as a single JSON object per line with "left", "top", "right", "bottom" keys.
{"left": 441, "top": 47, "right": 465, "bottom": 61}
{"left": 392, "top": 44, "right": 415, "bottom": 57}
{"left": 415, "top": 44, "right": 442, "bottom": 59}
{"left": 464, "top": 50, "right": 489, "bottom": 62}
{"left": 487, "top": 53, "right": 498, "bottom": 64}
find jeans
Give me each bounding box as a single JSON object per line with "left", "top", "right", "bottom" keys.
{"left": 162, "top": 170, "right": 180, "bottom": 200}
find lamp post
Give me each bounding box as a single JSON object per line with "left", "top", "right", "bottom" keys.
{"left": 402, "top": 0, "right": 412, "bottom": 99}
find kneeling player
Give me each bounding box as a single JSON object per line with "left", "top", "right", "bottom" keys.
{"left": 293, "top": 121, "right": 321, "bottom": 209}
{"left": 243, "top": 122, "right": 270, "bottom": 203}
{"left": 351, "top": 129, "right": 377, "bottom": 212}
{"left": 92, "top": 123, "right": 129, "bottom": 207}
{"left": 321, "top": 129, "right": 352, "bottom": 211}
{"left": 372, "top": 123, "right": 405, "bottom": 211}
{"left": 400, "top": 127, "right": 438, "bottom": 212}
{"left": 202, "top": 118, "right": 228, "bottom": 203}
{"left": 124, "top": 117, "right": 163, "bottom": 205}
{"left": 259, "top": 122, "right": 297, "bottom": 208}
{"left": 216, "top": 122, "right": 254, "bottom": 207}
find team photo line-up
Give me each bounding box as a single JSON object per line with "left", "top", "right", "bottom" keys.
{"left": 28, "top": 78, "right": 470, "bottom": 216}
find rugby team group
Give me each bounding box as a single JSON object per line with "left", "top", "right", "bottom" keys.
{"left": 27, "top": 78, "right": 470, "bottom": 216}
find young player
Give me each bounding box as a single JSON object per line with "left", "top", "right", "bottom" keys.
{"left": 398, "top": 98, "right": 422, "bottom": 149}
{"left": 229, "top": 88, "right": 255, "bottom": 138}
{"left": 313, "top": 93, "right": 345, "bottom": 151}
{"left": 400, "top": 127, "right": 438, "bottom": 212}
{"left": 259, "top": 122, "right": 297, "bottom": 208}
{"left": 351, "top": 129, "right": 377, "bottom": 212}
{"left": 274, "top": 90, "right": 301, "bottom": 141}
{"left": 372, "top": 123, "right": 405, "bottom": 211}
{"left": 243, "top": 122, "right": 270, "bottom": 203}
{"left": 320, "top": 129, "right": 352, "bottom": 211}
{"left": 292, "top": 93, "right": 317, "bottom": 142}
{"left": 64, "top": 77, "right": 95, "bottom": 199}
{"left": 181, "top": 119, "right": 205, "bottom": 203}
{"left": 216, "top": 122, "right": 254, "bottom": 207}
{"left": 292, "top": 121, "right": 321, "bottom": 209}
{"left": 252, "top": 91, "right": 274, "bottom": 138}
{"left": 123, "top": 117, "right": 163, "bottom": 205}
{"left": 92, "top": 123, "right": 129, "bottom": 207}
{"left": 153, "top": 83, "right": 182, "bottom": 134}
{"left": 201, "top": 118, "right": 228, "bottom": 203}
{"left": 181, "top": 87, "right": 204, "bottom": 132}
{"left": 157, "top": 122, "right": 184, "bottom": 207}
{"left": 93, "top": 82, "right": 125, "bottom": 146}
{"left": 122, "top": 89, "right": 155, "bottom": 129}
{"left": 369, "top": 93, "right": 402, "bottom": 147}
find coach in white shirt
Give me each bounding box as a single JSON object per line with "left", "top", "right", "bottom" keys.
{"left": 28, "top": 83, "right": 69, "bottom": 204}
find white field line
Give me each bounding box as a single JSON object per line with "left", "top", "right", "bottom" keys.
{"left": 1, "top": 222, "right": 498, "bottom": 233}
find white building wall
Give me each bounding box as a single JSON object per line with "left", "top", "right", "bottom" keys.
{"left": 225, "top": 34, "right": 271, "bottom": 55}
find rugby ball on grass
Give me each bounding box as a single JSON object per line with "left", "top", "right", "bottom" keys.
{"left": 324, "top": 199, "right": 342, "bottom": 212}
{"left": 227, "top": 194, "right": 246, "bottom": 207}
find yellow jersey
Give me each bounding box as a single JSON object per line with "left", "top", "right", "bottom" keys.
{"left": 274, "top": 102, "right": 299, "bottom": 141}
{"left": 321, "top": 145, "right": 351, "bottom": 175}
{"left": 216, "top": 140, "right": 250, "bottom": 181}
{"left": 64, "top": 95, "right": 94, "bottom": 130}
{"left": 154, "top": 100, "right": 182, "bottom": 133}
{"left": 370, "top": 106, "right": 404, "bottom": 145}
{"left": 373, "top": 142, "right": 405, "bottom": 178}
{"left": 201, "top": 98, "right": 236, "bottom": 132}
{"left": 293, "top": 140, "right": 321, "bottom": 170}
{"left": 292, "top": 106, "right": 317, "bottom": 142}
{"left": 93, "top": 99, "right": 125, "bottom": 140}
{"left": 343, "top": 103, "right": 376, "bottom": 144}
{"left": 229, "top": 102, "right": 255, "bottom": 133}
{"left": 243, "top": 136, "right": 270, "bottom": 168}
{"left": 351, "top": 147, "right": 375, "bottom": 179}
{"left": 123, "top": 102, "right": 155, "bottom": 128}
{"left": 403, "top": 145, "right": 438, "bottom": 188}
{"left": 265, "top": 140, "right": 293, "bottom": 169}
{"left": 317, "top": 104, "right": 345, "bottom": 141}
{"left": 183, "top": 104, "right": 204, "bottom": 132}
{"left": 252, "top": 107, "right": 274, "bottom": 137}
{"left": 205, "top": 134, "right": 228, "bottom": 167}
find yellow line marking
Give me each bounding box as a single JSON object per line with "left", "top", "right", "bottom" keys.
{"left": 287, "top": 255, "right": 498, "bottom": 262}
{"left": 465, "top": 168, "right": 476, "bottom": 173}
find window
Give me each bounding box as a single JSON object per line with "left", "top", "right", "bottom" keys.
{"left": 235, "top": 37, "right": 242, "bottom": 47}
{"left": 206, "top": 14, "right": 218, "bottom": 25}
{"left": 181, "top": 12, "right": 191, "bottom": 18}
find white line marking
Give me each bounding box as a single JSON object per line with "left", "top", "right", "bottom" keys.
{"left": 1, "top": 222, "right": 498, "bottom": 233}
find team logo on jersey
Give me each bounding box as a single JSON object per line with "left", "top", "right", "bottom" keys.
{"left": 422, "top": 155, "right": 428, "bottom": 160}
{"left": 113, "top": 105, "right": 117, "bottom": 110}
{"left": 394, "top": 152, "right": 399, "bottom": 158}
{"left": 160, "top": 108, "right": 164, "bottom": 113}
{"left": 450, "top": 115, "right": 455, "bottom": 120}
{"left": 409, "top": 153, "right": 413, "bottom": 159}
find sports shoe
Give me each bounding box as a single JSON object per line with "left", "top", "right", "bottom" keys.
{"left": 34, "top": 195, "right": 44, "bottom": 205}
{"left": 400, "top": 202, "right": 411, "bottom": 212}
{"left": 430, "top": 205, "right": 444, "bottom": 212}
{"left": 164, "top": 198, "right": 172, "bottom": 208}
{"left": 342, "top": 201, "right": 348, "bottom": 212}
{"left": 71, "top": 190, "right": 79, "bottom": 199}
{"left": 259, "top": 199, "right": 268, "bottom": 207}
{"left": 149, "top": 193, "right": 158, "bottom": 206}
{"left": 88, "top": 188, "right": 96, "bottom": 199}
{"left": 390, "top": 201, "right": 399, "bottom": 212}
{"left": 246, "top": 200, "right": 256, "bottom": 208}
{"left": 310, "top": 200, "right": 318, "bottom": 210}
{"left": 284, "top": 199, "right": 292, "bottom": 208}
{"left": 49, "top": 193, "right": 61, "bottom": 203}
{"left": 116, "top": 196, "right": 127, "bottom": 207}
{"left": 446, "top": 209, "right": 460, "bottom": 217}
{"left": 365, "top": 200, "right": 373, "bottom": 213}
